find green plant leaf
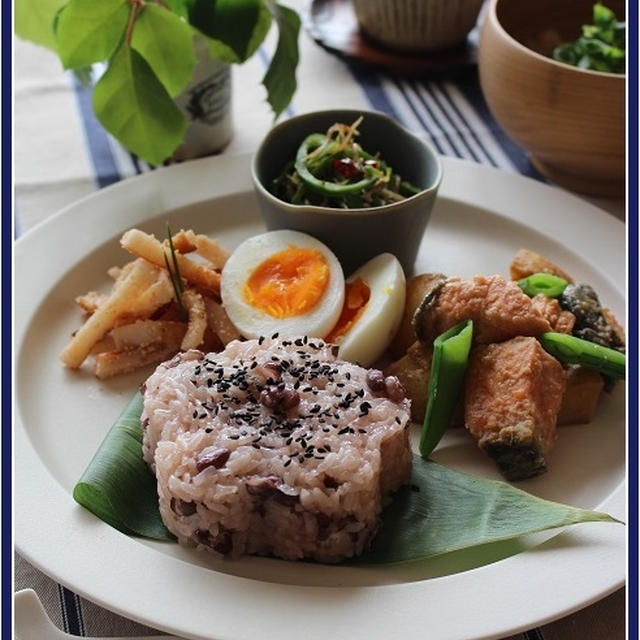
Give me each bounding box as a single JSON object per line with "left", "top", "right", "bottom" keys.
{"left": 165, "top": 0, "right": 190, "bottom": 20}
{"left": 188, "top": 0, "right": 271, "bottom": 61}
{"left": 15, "top": 0, "right": 68, "bottom": 51}
{"left": 131, "top": 4, "right": 196, "bottom": 97}
{"left": 262, "top": 2, "right": 300, "bottom": 118}
{"left": 92, "top": 44, "right": 188, "bottom": 166}
{"left": 360, "top": 458, "right": 620, "bottom": 564}
{"left": 73, "top": 393, "right": 173, "bottom": 540}
{"left": 55, "top": 0, "right": 130, "bottom": 69}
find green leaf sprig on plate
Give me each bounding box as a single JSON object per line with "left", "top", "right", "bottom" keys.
{"left": 74, "top": 392, "right": 622, "bottom": 561}
{"left": 15, "top": 0, "right": 301, "bottom": 165}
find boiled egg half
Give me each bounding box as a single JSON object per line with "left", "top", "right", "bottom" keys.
{"left": 326, "top": 253, "right": 406, "bottom": 367}
{"left": 221, "top": 230, "right": 345, "bottom": 339}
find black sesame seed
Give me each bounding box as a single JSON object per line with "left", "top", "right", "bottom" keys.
{"left": 258, "top": 336, "right": 265, "bottom": 345}
{"left": 284, "top": 459, "right": 292, "bottom": 467}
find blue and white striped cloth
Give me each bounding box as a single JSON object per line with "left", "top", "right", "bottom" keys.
{"left": 14, "top": 8, "right": 624, "bottom": 639}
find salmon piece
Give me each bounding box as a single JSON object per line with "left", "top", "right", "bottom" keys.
{"left": 464, "top": 337, "right": 566, "bottom": 480}
{"left": 415, "top": 275, "right": 552, "bottom": 344}
{"left": 530, "top": 294, "right": 576, "bottom": 334}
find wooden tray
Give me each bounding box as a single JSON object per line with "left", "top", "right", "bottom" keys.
{"left": 304, "top": 0, "right": 478, "bottom": 77}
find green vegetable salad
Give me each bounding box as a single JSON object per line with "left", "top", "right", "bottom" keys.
{"left": 272, "top": 117, "right": 422, "bottom": 209}
{"left": 552, "top": 3, "right": 625, "bottom": 74}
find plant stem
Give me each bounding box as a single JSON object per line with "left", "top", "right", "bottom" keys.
{"left": 125, "top": 0, "right": 144, "bottom": 46}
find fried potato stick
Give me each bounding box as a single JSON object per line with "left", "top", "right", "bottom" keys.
{"left": 120, "top": 229, "right": 221, "bottom": 297}
{"left": 60, "top": 259, "right": 159, "bottom": 369}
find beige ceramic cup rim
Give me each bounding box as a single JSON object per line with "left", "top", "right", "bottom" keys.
{"left": 251, "top": 109, "right": 443, "bottom": 217}
{"left": 488, "top": 0, "right": 626, "bottom": 80}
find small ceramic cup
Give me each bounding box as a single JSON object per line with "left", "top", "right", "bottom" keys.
{"left": 251, "top": 109, "right": 442, "bottom": 276}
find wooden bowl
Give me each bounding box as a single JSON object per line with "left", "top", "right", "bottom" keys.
{"left": 478, "top": 0, "right": 625, "bottom": 196}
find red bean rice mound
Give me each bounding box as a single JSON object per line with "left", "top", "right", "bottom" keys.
{"left": 141, "top": 335, "right": 412, "bottom": 562}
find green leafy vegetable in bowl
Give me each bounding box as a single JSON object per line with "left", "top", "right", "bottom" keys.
{"left": 271, "top": 117, "right": 422, "bottom": 208}
{"left": 552, "top": 3, "right": 625, "bottom": 74}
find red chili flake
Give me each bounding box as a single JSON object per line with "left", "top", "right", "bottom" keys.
{"left": 332, "top": 157, "right": 363, "bottom": 180}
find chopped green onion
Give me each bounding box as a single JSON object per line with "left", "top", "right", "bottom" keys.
{"left": 540, "top": 331, "right": 625, "bottom": 379}
{"left": 420, "top": 319, "right": 474, "bottom": 458}
{"left": 518, "top": 272, "right": 569, "bottom": 298}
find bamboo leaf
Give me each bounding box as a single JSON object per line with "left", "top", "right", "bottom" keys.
{"left": 73, "top": 393, "right": 173, "bottom": 540}
{"left": 92, "top": 44, "right": 188, "bottom": 166}
{"left": 55, "top": 0, "right": 130, "bottom": 69}
{"left": 131, "top": 4, "right": 196, "bottom": 97}
{"left": 360, "top": 458, "right": 620, "bottom": 564}
{"left": 15, "top": 0, "right": 67, "bottom": 51}
{"left": 75, "top": 394, "right": 620, "bottom": 561}
{"left": 262, "top": 2, "right": 300, "bottom": 118}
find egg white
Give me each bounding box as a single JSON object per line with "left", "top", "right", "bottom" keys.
{"left": 220, "top": 230, "right": 345, "bottom": 339}
{"left": 335, "top": 253, "right": 406, "bottom": 367}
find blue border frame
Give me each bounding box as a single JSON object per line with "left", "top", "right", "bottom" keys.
{"left": 627, "top": 1, "right": 638, "bottom": 637}
{"left": 3, "top": 0, "right": 12, "bottom": 637}
{"left": 4, "top": 5, "right": 638, "bottom": 639}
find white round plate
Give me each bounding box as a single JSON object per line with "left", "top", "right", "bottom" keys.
{"left": 15, "top": 155, "right": 626, "bottom": 640}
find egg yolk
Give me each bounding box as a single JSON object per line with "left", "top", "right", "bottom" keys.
{"left": 243, "top": 246, "right": 330, "bottom": 318}
{"left": 326, "top": 277, "right": 371, "bottom": 342}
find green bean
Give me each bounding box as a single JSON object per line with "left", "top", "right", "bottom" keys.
{"left": 539, "top": 332, "right": 625, "bottom": 379}
{"left": 294, "top": 134, "right": 377, "bottom": 197}
{"left": 518, "top": 272, "right": 569, "bottom": 298}
{"left": 420, "top": 319, "right": 474, "bottom": 458}
{"left": 399, "top": 180, "right": 422, "bottom": 197}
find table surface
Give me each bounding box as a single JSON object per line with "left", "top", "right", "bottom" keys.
{"left": 13, "top": 1, "right": 626, "bottom": 638}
